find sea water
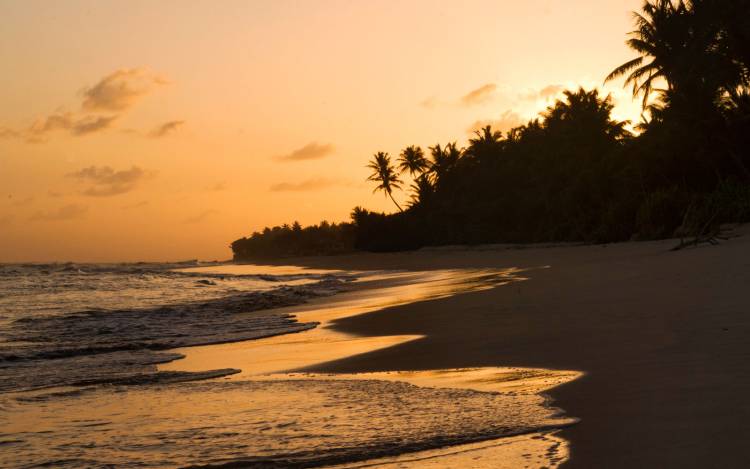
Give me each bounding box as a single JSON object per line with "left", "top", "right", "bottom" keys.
{"left": 0, "top": 262, "right": 351, "bottom": 392}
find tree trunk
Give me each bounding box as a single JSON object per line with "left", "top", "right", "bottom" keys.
{"left": 389, "top": 192, "right": 403, "bottom": 212}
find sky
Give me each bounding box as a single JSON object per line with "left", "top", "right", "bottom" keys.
{"left": 0, "top": 0, "right": 643, "bottom": 262}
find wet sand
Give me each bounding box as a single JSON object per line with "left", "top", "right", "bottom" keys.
{"left": 163, "top": 269, "right": 579, "bottom": 468}
{"left": 260, "top": 228, "right": 750, "bottom": 468}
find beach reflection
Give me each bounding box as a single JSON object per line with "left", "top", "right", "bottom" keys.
{"left": 160, "top": 269, "right": 519, "bottom": 377}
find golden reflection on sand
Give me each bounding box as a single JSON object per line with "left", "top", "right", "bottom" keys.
{"left": 160, "top": 268, "right": 581, "bottom": 468}
{"left": 328, "top": 433, "right": 570, "bottom": 469}
{"left": 161, "top": 269, "right": 517, "bottom": 377}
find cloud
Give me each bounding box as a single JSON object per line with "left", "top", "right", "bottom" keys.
{"left": 10, "top": 196, "right": 35, "bottom": 207}
{"left": 30, "top": 204, "right": 87, "bottom": 222}
{"left": 81, "top": 68, "right": 167, "bottom": 112}
{"left": 467, "top": 110, "right": 526, "bottom": 135}
{"left": 269, "top": 177, "right": 342, "bottom": 192}
{"left": 276, "top": 142, "right": 334, "bottom": 162}
{"left": 423, "top": 83, "right": 502, "bottom": 109}
{"left": 539, "top": 84, "right": 565, "bottom": 100}
{"left": 4, "top": 68, "right": 169, "bottom": 143}
{"left": 461, "top": 84, "right": 497, "bottom": 106}
{"left": 0, "top": 127, "right": 20, "bottom": 139}
{"left": 70, "top": 115, "right": 119, "bottom": 136}
{"left": 419, "top": 96, "right": 440, "bottom": 109}
{"left": 520, "top": 84, "right": 565, "bottom": 102}
{"left": 68, "top": 165, "right": 147, "bottom": 197}
{"left": 27, "top": 112, "right": 118, "bottom": 140}
{"left": 205, "top": 182, "right": 226, "bottom": 192}
{"left": 121, "top": 200, "right": 149, "bottom": 210}
{"left": 148, "top": 120, "right": 185, "bottom": 138}
{"left": 28, "top": 112, "right": 74, "bottom": 134}
{"left": 183, "top": 209, "right": 218, "bottom": 224}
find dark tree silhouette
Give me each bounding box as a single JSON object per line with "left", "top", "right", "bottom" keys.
{"left": 233, "top": 0, "right": 750, "bottom": 259}
{"left": 605, "top": 0, "right": 689, "bottom": 107}
{"left": 367, "top": 151, "right": 403, "bottom": 212}
{"left": 398, "top": 145, "right": 429, "bottom": 177}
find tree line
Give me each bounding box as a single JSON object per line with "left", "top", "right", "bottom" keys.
{"left": 232, "top": 0, "right": 750, "bottom": 260}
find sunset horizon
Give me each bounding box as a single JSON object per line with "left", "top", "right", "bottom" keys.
{"left": 1, "top": 0, "right": 643, "bottom": 262}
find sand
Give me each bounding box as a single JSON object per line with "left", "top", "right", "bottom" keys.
{"left": 234, "top": 227, "right": 749, "bottom": 468}
{"left": 164, "top": 227, "right": 750, "bottom": 468}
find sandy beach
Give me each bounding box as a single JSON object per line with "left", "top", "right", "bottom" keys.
{"left": 209, "top": 227, "right": 750, "bottom": 468}
{"left": 12, "top": 230, "right": 747, "bottom": 467}
{"left": 4, "top": 234, "right": 748, "bottom": 468}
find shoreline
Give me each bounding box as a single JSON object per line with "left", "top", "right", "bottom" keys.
{"left": 162, "top": 268, "right": 580, "bottom": 468}
{"left": 268, "top": 229, "right": 750, "bottom": 468}
{"left": 11, "top": 229, "right": 745, "bottom": 467}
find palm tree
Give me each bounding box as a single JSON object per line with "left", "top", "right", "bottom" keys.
{"left": 466, "top": 125, "right": 503, "bottom": 163}
{"left": 408, "top": 174, "right": 434, "bottom": 207}
{"left": 398, "top": 145, "right": 428, "bottom": 177}
{"left": 469, "top": 125, "right": 502, "bottom": 148}
{"left": 605, "top": 0, "right": 690, "bottom": 107}
{"left": 428, "top": 142, "right": 462, "bottom": 183}
{"left": 367, "top": 151, "right": 403, "bottom": 212}
{"left": 544, "top": 88, "right": 630, "bottom": 140}
{"left": 606, "top": 0, "right": 748, "bottom": 110}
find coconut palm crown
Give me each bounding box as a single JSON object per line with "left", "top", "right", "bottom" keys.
{"left": 367, "top": 151, "right": 403, "bottom": 212}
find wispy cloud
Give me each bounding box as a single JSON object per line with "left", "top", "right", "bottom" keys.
{"left": 0, "top": 127, "right": 20, "bottom": 139}
{"left": 4, "top": 68, "right": 169, "bottom": 143}
{"left": 70, "top": 115, "right": 119, "bottom": 136}
{"left": 28, "top": 113, "right": 119, "bottom": 140}
{"left": 0, "top": 214, "right": 13, "bottom": 227}
{"left": 519, "top": 84, "right": 565, "bottom": 102}
{"left": 461, "top": 83, "right": 497, "bottom": 106}
{"left": 67, "top": 165, "right": 148, "bottom": 197}
{"left": 10, "top": 196, "right": 35, "bottom": 207}
{"left": 539, "top": 84, "right": 565, "bottom": 99}
{"left": 121, "top": 200, "right": 149, "bottom": 210}
{"left": 270, "top": 177, "right": 342, "bottom": 192}
{"left": 419, "top": 96, "right": 440, "bottom": 109}
{"left": 467, "top": 110, "right": 525, "bottom": 135}
{"left": 205, "top": 182, "right": 227, "bottom": 192}
{"left": 81, "top": 68, "right": 167, "bottom": 112}
{"left": 183, "top": 209, "right": 219, "bottom": 224}
{"left": 276, "top": 142, "right": 334, "bottom": 162}
{"left": 422, "top": 83, "right": 500, "bottom": 109}
{"left": 148, "top": 120, "right": 185, "bottom": 138}
{"left": 30, "top": 204, "right": 88, "bottom": 222}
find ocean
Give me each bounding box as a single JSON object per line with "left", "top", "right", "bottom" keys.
{"left": 0, "top": 262, "right": 353, "bottom": 393}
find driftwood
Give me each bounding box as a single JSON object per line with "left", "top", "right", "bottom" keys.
{"left": 671, "top": 214, "right": 738, "bottom": 251}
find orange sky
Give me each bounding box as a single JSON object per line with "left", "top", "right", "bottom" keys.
{"left": 0, "top": 0, "right": 643, "bottom": 262}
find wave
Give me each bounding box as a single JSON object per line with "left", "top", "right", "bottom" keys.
{"left": 1, "top": 378, "right": 577, "bottom": 468}
{"left": 0, "top": 277, "right": 349, "bottom": 392}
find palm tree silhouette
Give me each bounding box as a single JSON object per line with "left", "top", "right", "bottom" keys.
{"left": 467, "top": 125, "right": 504, "bottom": 163}
{"left": 367, "top": 151, "right": 403, "bottom": 212}
{"left": 408, "top": 174, "right": 434, "bottom": 207}
{"left": 605, "top": 0, "right": 688, "bottom": 107}
{"left": 428, "top": 142, "right": 462, "bottom": 183}
{"left": 398, "top": 145, "right": 428, "bottom": 177}
{"left": 544, "top": 88, "right": 630, "bottom": 139}
{"left": 469, "top": 125, "right": 502, "bottom": 147}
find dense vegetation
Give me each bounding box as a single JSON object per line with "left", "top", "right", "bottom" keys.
{"left": 232, "top": 0, "right": 750, "bottom": 260}
{"left": 231, "top": 221, "right": 354, "bottom": 259}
